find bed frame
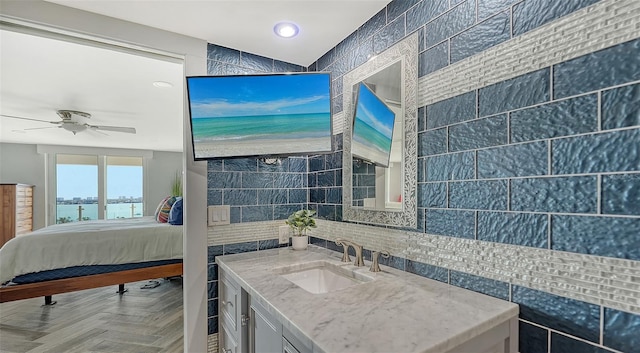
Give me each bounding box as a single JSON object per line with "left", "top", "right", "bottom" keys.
{"left": 0, "top": 262, "right": 182, "bottom": 304}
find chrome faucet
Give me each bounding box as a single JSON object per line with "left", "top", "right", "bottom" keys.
{"left": 370, "top": 250, "right": 390, "bottom": 272}
{"left": 335, "top": 239, "right": 365, "bottom": 267}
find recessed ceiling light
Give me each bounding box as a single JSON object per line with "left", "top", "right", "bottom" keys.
{"left": 274, "top": 22, "right": 299, "bottom": 38}
{"left": 153, "top": 81, "right": 173, "bottom": 88}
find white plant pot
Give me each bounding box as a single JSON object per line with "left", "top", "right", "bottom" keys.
{"left": 291, "top": 235, "right": 308, "bottom": 250}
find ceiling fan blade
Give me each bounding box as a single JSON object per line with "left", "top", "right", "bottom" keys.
{"left": 89, "top": 125, "right": 136, "bottom": 134}
{"left": 23, "top": 126, "right": 58, "bottom": 131}
{"left": 1, "top": 114, "right": 53, "bottom": 123}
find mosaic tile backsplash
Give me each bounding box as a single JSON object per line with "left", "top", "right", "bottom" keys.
{"left": 206, "top": 0, "right": 640, "bottom": 352}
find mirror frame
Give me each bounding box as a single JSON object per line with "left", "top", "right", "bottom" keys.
{"left": 342, "top": 33, "right": 418, "bottom": 228}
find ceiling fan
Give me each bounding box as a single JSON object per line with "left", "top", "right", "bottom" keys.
{"left": 1, "top": 110, "right": 136, "bottom": 135}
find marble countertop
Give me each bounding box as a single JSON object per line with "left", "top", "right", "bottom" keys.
{"left": 216, "top": 246, "right": 519, "bottom": 353}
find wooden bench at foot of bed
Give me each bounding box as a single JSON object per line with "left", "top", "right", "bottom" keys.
{"left": 0, "top": 262, "right": 183, "bottom": 303}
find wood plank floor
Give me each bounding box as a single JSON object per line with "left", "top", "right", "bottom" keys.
{"left": 0, "top": 278, "right": 183, "bottom": 353}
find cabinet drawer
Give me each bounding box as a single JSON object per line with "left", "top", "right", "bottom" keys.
{"left": 220, "top": 325, "right": 238, "bottom": 353}
{"left": 220, "top": 273, "right": 239, "bottom": 332}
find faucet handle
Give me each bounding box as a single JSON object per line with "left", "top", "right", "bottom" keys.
{"left": 335, "top": 239, "right": 351, "bottom": 263}
{"left": 370, "top": 250, "right": 390, "bottom": 272}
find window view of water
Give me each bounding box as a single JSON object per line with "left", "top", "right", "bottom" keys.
{"left": 56, "top": 203, "right": 143, "bottom": 223}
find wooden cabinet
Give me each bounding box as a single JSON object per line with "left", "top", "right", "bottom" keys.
{"left": 1, "top": 183, "right": 34, "bottom": 247}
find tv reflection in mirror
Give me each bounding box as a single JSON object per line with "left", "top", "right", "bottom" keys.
{"left": 186, "top": 73, "right": 332, "bottom": 160}
{"left": 352, "top": 82, "right": 396, "bottom": 168}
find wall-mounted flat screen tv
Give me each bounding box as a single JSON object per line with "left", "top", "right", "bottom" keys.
{"left": 352, "top": 82, "right": 396, "bottom": 168}
{"left": 186, "top": 73, "right": 332, "bottom": 160}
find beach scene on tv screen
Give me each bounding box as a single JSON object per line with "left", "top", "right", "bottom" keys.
{"left": 188, "top": 74, "right": 332, "bottom": 159}
{"left": 352, "top": 83, "right": 395, "bottom": 167}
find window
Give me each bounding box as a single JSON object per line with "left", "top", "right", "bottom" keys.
{"left": 55, "top": 154, "right": 143, "bottom": 223}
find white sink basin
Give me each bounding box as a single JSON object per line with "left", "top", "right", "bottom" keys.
{"left": 277, "top": 261, "right": 372, "bottom": 294}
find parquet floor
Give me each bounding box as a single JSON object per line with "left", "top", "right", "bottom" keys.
{"left": 0, "top": 278, "right": 183, "bottom": 353}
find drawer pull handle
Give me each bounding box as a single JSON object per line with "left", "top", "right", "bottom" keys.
{"left": 221, "top": 349, "right": 232, "bottom": 353}
{"left": 225, "top": 300, "right": 234, "bottom": 307}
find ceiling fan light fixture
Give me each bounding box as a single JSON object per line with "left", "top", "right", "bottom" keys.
{"left": 274, "top": 22, "right": 299, "bottom": 38}
{"left": 61, "top": 122, "right": 87, "bottom": 134}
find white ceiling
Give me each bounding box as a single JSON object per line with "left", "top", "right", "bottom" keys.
{"left": 0, "top": 1, "right": 391, "bottom": 152}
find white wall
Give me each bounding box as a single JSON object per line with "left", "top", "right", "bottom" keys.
{"left": 0, "top": 3, "right": 208, "bottom": 351}
{"left": 146, "top": 150, "right": 183, "bottom": 214}
{"left": 0, "top": 143, "right": 47, "bottom": 230}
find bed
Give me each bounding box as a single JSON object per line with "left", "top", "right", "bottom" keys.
{"left": 0, "top": 216, "right": 183, "bottom": 304}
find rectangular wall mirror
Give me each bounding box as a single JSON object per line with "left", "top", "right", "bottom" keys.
{"left": 342, "top": 33, "right": 418, "bottom": 228}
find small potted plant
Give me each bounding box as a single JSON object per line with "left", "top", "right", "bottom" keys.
{"left": 285, "top": 209, "right": 317, "bottom": 250}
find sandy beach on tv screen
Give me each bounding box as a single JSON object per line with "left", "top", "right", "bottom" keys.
{"left": 195, "top": 137, "right": 331, "bottom": 158}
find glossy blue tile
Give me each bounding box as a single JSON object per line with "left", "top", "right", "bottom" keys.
{"left": 554, "top": 38, "right": 640, "bottom": 99}
{"left": 520, "top": 321, "right": 549, "bottom": 353}
{"left": 551, "top": 215, "right": 640, "bottom": 260}
{"left": 208, "top": 160, "right": 222, "bottom": 171}
{"left": 230, "top": 207, "right": 241, "bottom": 223}
{"left": 317, "top": 204, "right": 337, "bottom": 221}
{"left": 258, "top": 239, "right": 280, "bottom": 251}
{"left": 257, "top": 159, "right": 289, "bottom": 173}
{"left": 450, "top": 11, "right": 511, "bottom": 63}
{"left": 274, "top": 205, "right": 302, "bottom": 220}
{"left": 418, "top": 41, "right": 449, "bottom": 77}
{"left": 374, "top": 14, "right": 406, "bottom": 54}
{"left": 426, "top": 91, "right": 476, "bottom": 129}
{"left": 550, "top": 333, "right": 611, "bottom": 353}
{"left": 273, "top": 60, "right": 304, "bottom": 73}
{"left": 207, "top": 44, "right": 240, "bottom": 65}
{"left": 207, "top": 263, "right": 218, "bottom": 281}
{"left": 309, "top": 155, "right": 325, "bottom": 172}
{"left": 478, "top": 0, "right": 520, "bottom": 20}
{"left": 449, "top": 180, "right": 508, "bottom": 210}
{"left": 325, "top": 152, "right": 342, "bottom": 170}
{"left": 332, "top": 78, "right": 342, "bottom": 100}
{"left": 333, "top": 133, "right": 343, "bottom": 152}
{"left": 479, "top": 68, "right": 550, "bottom": 117}
{"left": 242, "top": 173, "right": 275, "bottom": 189}
{"left": 604, "top": 308, "right": 640, "bottom": 353}
{"left": 207, "top": 189, "right": 222, "bottom": 205}
{"left": 449, "top": 115, "right": 508, "bottom": 152}
{"left": 317, "top": 48, "right": 335, "bottom": 71}
{"left": 426, "top": 151, "right": 475, "bottom": 181}
{"left": 224, "top": 241, "right": 258, "bottom": 255}
{"left": 418, "top": 157, "right": 426, "bottom": 182}
{"left": 349, "top": 37, "right": 375, "bottom": 71}
{"left": 208, "top": 245, "right": 223, "bottom": 263}
{"left": 335, "top": 31, "right": 358, "bottom": 60}
{"left": 387, "top": 0, "right": 421, "bottom": 22}
{"left": 511, "top": 176, "right": 597, "bottom": 213}
{"left": 602, "top": 174, "right": 640, "bottom": 216}
{"left": 418, "top": 182, "right": 447, "bottom": 208}
{"left": 317, "top": 171, "right": 336, "bottom": 187}
{"left": 478, "top": 141, "right": 548, "bottom": 178}
{"left": 207, "top": 281, "right": 218, "bottom": 299}
{"left": 406, "top": 0, "right": 449, "bottom": 33}
{"left": 208, "top": 298, "right": 218, "bottom": 317}
{"left": 552, "top": 129, "right": 640, "bottom": 174}
{"left": 358, "top": 8, "right": 387, "bottom": 42}
{"left": 478, "top": 211, "right": 548, "bottom": 248}
{"left": 417, "top": 207, "right": 426, "bottom": 232}
{"left": 419, "top": 128, "right": 447, "bottom": 156}
{"left": 511, "top": 94, "right": 598, "bottom": 142}
{"left": 240, "top": 52, "right": 272, "bottom": 72}
{"left": 223, "top": 189, "right": 257, "bottom": 206}
{"left": 208, "top": 316, "right": 218, "bottom": 335}
{"left": 310, "top": 188, "right": 326, "bottom": 203}
{"left": 307, "top": 173, "right": 317, "bottom": 188}
{"left": 309, "top": 236, "right": 326, "bottom": 248}
{"left": 326, "top": 188, "right": 342, "bottom": 204}
{"left": 307, "top": 61, "right": 317, "bottom": 72}
{"left": 406, "top": 259, "right": 448, "bottom": 282}
{"left": 274, "top": 173, "right": 305, "bottom": 189}
{"left": 426, "top": 0, "right": 476, "bottom": 48}
{"left": 378, "top": 254, "right": 405, "bottom": 271}
{"left": 418, "top": 26, "right": 426, "bottom": 52}
{"left": 513, "top": 0, "right": 600, "bottom": 36}
{"left": 512, "top": 285, "right": 600, "bottom": 343}
{"left": 208, "top": 172, "right": 241, "bottom": 189}
{"left": 333, "top": 93, "right": 343, "bottom": 114}
{"left": 418, "top": 106, "right": 427, "bottom": 132}
{"left": 257, "top": 189, "right": 288, "bottom": 205}
{"left": 288, "top": 189, "right": 307, "bottom": 204}
{"left": 288, "top": 157, "right": 307, "bottom": 173}
{"left": 241, "top": 205, "right": 273, "bottom": 222}
{"left": 602, "top": 83, "right": 640, "bottom": 130}
{"left": 224, "top": 158, "right": 257, "bottom": 172}
{"left": 425, "top": 209, "right": 475, "bottom": 238}
{"left": 450, "top": 271, "right": 509, "bottom": 299}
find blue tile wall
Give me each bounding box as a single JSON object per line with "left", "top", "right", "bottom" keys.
{"left": 510, "top": 176, "right": 597, "bottom": 213}
{"left": 426, "top": 91, "right": 476, "bottom": 129}
{"left": 448, "top": 114, "right": 508, "bottom": 152}
{"left": 477, "top": 211, "right": 548, "bottom": 248}
{"left": 477, "top": 0, "right": 520, "bottom": 20}
{"left": 510, "top": 94, "right": 598, "bottom": 142}
{"left": 405, "top": 259, "right": 448, "bottom": 282}
{"left": 406, "top": 0, "right": 449, "bottom": 34}
{"left": 513, "top": 0, "right": 601, "bottom": 36}
{"left": 551, "top": 215, "right": 640, "bottom": 261}
{"left": 512, "top": 285, "right": 600, "bottom": 342}
{"left": 550, "top": 333, "right": 612, "bottom": 353}
{"left": 602, "top": 173, "right": 640, "bottom": 216}
{"left": 418, "top": 182, "right": 447, "bottom": 208}
{"left": 601, "top": 83, "right": 640, "bottom": 130}
{"left": 373, "top": 14, "right": 406, "bottom": 54}
{"left": 418, "top": 41, "right": 449, "bottom": 77}
{"left": 449, "top": 271, "right": 509, "bottom": 300}
{"left": 554, "top": 38, "right": 640, "bottom": 99}
{"left": 477, "top": 141, "right": 548, "bottom": 178}
{"left": 519, "top": 321, "right": 549, "bottom": 353}
{"left": 449, "top": 180, "right": 508, "bottom": 210}
{"left": 479, "top": 68, "right": 550, "bottom": 117}
{"left": 418, "top": 128, "right": 447, "bottom": 156}
{"left": 425, "top": 151, "right": 475, "bottom": 181}
{"left": 603, "top": 308, "right": 640, "bottom": 353}
{"left": 425, "top": 209, "right": 475, "bottom": 238}
{"left": 450, "top": 11, "right": 511, "bottom": 63}
{"left": 425, "top": 0, "right": 476, "bottom": 48}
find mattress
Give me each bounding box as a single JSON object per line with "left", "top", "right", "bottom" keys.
{"left": 0, "top": 216, "right": 183, "bottom": 284}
